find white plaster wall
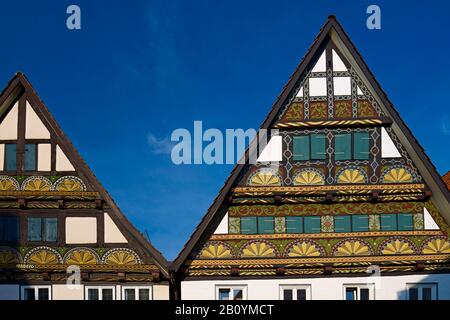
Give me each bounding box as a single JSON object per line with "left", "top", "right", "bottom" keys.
{"left": 332, "top": 49, "right": 347, "bottom": 72}
{"left": 181, "top": 273, "right": 450, "bottom": 300}
{"left": 381, "top": 128, "right": 401, "bottom": 158}
{"left": 65, "top": 217, "right": 97, "bottom": 244}
{"left": 153, "top": 284, "right": 170, "bottom": 300}
{"left": 214, "top": 213, "right": 228, "bottom": 234}
{"left": 104, "top": 213, "right": 128, "bottom": 243}
{"left": 333, "top": 77, "right": 351, "bottom": 96}
{"left": 309, "top": 78, "right": 327, "bottom": 97}
{"left": 38, "top": 143, "right": 51, "bottom": 171}
{"left": 257, "top": 136, "right": 282, "bottom": 162}
{"left": 0, "top": 102, "right": 18, "bottom": 139}
{"left": 56, "top": 145, "right": 75, "bottom": 171}
{"left": 311, "top": 51, "right": 326, "bottom": 72}
{"left": 0, "top": 144, "right": 4, "bottom": 170}
{"left": 0, "top": 285, "right": 19, "bottom": 300}
{"left": 53, "top": 284, "right": 84, "bottom": 300}
{"left": 25, "top": 101, "right": 50, "bottom": 139}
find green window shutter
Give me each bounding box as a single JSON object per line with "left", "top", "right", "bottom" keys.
{"left": 24, "top": 144, "right": 37, "bottom": 171}
{"left": 354, "top": 132, "right": 370, "bottom": 160}
{"left": 311, "top": 134, "right": 326, "bottom": 160}
{"left": 28, "top": 217, "right": 42, "bottom": 241}
{"left": 44, "top": 218, "right": 58, "bottom": 242}
{"left": 241, "top": 217, "right": 257, "bottom": 234}
{"left": 334, "top": 216, "right": 351, "bottom": 233}
{"left": 334, "top": 134, "right": 351, "bottom": 160}
{"left": 257, "top": 217, "right": 275, "bottom": 234}
{"left": 286, "top": 217, "right": 303, "bottom": 233}
{"left": 293, "top": 136, "right": 310, "bottom": 161}
{"left": 5, "top": 217, "right": 19, "bottom": 241}
{"left": 398, "top": 213, "right": 413, "bottom": 231}
{"left": 304, "top": 216, "right": 321, "bottom": 234}
{"left": 352, "top": 215, "right": 369, "bottom": 232}
{"left": 5, "top": 144, "right": 17, "bottom": 171}
{"left": 380, "top": 214, "right": 397, "bottom": 231}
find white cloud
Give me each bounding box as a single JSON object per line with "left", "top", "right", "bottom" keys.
{"left": 147, "top": 133, "right": 173, "bottom": 155}
{"left": 440, "top": 115, "right": 450, "bottom": 136}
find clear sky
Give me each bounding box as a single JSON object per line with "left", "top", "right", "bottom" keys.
{"left": 1, "top": 0, "right": 449, "bottom": 259}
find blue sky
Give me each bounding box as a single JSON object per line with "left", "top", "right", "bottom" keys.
{"left": 1, "top": 1, "right": 449, "bottom": 259}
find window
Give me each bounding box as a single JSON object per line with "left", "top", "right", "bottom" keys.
{"left": 352, "top": 215, "right": 369, "bottom": 232}
{"left": 304, "top": 216, "right": 321, "bottom": 233}
{"left": 121, "top": 286, "right": 152, "bottom": 300}
{"left": 241, "top": 217, "right": 257, "bottom": 234}
{"left": 280, "top": 285, "right": 310, "bottom": 300}
{"left": 5, "top": 144, "right": 16, "bottom": 171}
{"left": 335, "top": 132, "right": 370, "bottom": 160}
{"left": 286, "top": 217, "right": 303, "bottom": 233}
{"left": 24, "top": 144, "right": 37, "bottom": 171}
{"left": 398, "top": 213, "right": 413, "bottom": 231}
{"left": 293, "top": 134, "right": 326, "bottom": 161}
{"left": 257, "top": 217, "right": 274, "bottom": 234}
{"left": 344, "top": 285, "right": 374, "bottom": 300}
{"left": 0, "top": 216, "right": 20, "bottom": 242}
{"left": 380, "top": 214, "right": 397, "bottom": 231}
{"left": 85, "top": 286, "right": 115, "bottom": 300}
{"left": 27, "top": 217, "right": 58, "bottom": 242}
{"left": 334, "top": 216, "right": 351, "bottom": 233}
{"left": 407, "top": 284, "right": 437, "bottom": 300}
{"left": 21, "top": 286, "right": 51, "bottom": 300}
{"left": 216, "top": 286, "right": 246, "bottom": 300}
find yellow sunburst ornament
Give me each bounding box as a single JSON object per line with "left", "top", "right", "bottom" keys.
{"left": 382, "top": 167, "right": 413, "bottom": 183}
{"left": 241, "top": 241, "right": 276, "bottom": 257}
{"left": 337, "top": 169, "right": 366, "bottom": 184}
{"left": 422, "top": 238, "right": 450, "bottom": 254}
{"left": 22, "top": 177, "right": 52, "bottom": 191}
{"left": 0, "top": 176, "right": 19, "bottom": 191}
{"left": 25, "top": 248, "right": 61, "bottom": 265}
{"left": 287, "top": 241, "right": 322, "bottom": 257}
{"left": 294, "top": 170, "right": 324, "bottom": 185}
{"left": 103, "top": 249, "right": 141, "bottom": 265}
{"left": 381, "top": 239, "right": 415, "bottom": 255}
{"left": 65, "top": 249, "right": 99, "bottom": 265}
{"left": 249, "top": 171, "right": 281, "bottom": 186}
{"left": 199, "top": 244, "right": 233, "bottom": 259}
{"left": 334, "top": 240, "right": 371, "bottom": 256}
{"left": 0, "top": 249, "right": 20, "bottom": 265}
{"left": 54, "top": 176, "right": 86, "bottom": 192}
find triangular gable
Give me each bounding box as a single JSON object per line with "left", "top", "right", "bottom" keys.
{"left": 0, "top": 73, "right": 169, "bottom": 277}
{"left": 174, "top": 15, "right": 450, "bottom": 273}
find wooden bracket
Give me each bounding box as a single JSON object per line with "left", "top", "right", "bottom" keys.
{"left": 95, "top": 199, "right": 103, "bottom": 210}
{"left": 276, "top": 267, "right": 285, "bottom": 276}
{"left": 151, "top": 271, "right": 161, "bottom": 282}
{"left": 117, "top": 272, "right": 126, "bottom": 282}
{"left": 324, "top": 266, "right": 333, "bottom": 275}
{"left": 371, "top": 192, "right": 379, "bottom": 202}
{"left": 325, "top": 193, "right": 333, "bottom": 203}
{"left": 58, "top": 199, "right": 65, "bottom": 209}
{"left": 274, "top": 195, "right": 282, "bottom": 205}
{"left": 18, "top": 198, "right": 26, "bottom": 209}
{"left": 230, "top": 267, "right": 239, "bottom": 277}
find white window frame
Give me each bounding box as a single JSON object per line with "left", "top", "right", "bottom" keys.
{"left": 343, "top": 284, "right": 375, "bottom": 300}
{"left": 215, "top": 285, "right": 247, "bottom": 300}
{"left": 406, "top": 283, "right": 438, "bottom": 300}
{"left": 121, "top": 286, "right": 153, "bottom": 300}
{"left": 279, "top": 285, "right": 311, "bottom": 300}
{"left": 20, "top": 285, "right": 52, "bottom": 300}
{"left": 85, "top": 286, "right": 116, "bottom": 300}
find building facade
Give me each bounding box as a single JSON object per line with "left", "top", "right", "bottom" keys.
{"left": 174, "top": 16, "right": 450, "bottom": 300}
{"left": 0, "top": 74, "right": 170, "bottom": 300}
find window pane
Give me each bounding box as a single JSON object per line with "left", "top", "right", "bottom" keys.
{"left": 398, "top": 213, "right": 413, "bottom": 231}
{"left": 334, "top": 216, "right": 351, "bottom": 233}
{"left": 293, "top": 136, "right": 310, "bottom": 161}
{"left": 139, "top": 288, "right": 150, "bottom": 300}
{"left": 335, "top": 134, "right": 351, "bottom": 160}
{"left": 124, "top": 288, "right": 135, "bottom": 300}
{"left": 354, "top": 132, "right": 370, "bottom": 160}
{"left": 241, "top": 217, "right": 257, "bottom": 234}
{"left": 360, "top": 288, "right": 370, "bottom": 300}
{"left": 88, "top": 289, "right": 99, "bottom": 300}
{"left": 297, "top": 289, "right": 307, "bottom": 301}
{"left": 283, "top": 289, "right": 293, "bottom": 300}
{"left": 380, "top": 214, "right": 397, "bottom": 231}
{"left": 304, "top": 216, "right": 321, "bottom": 233}
{"left": 422, "top": 288, "right": 432, "bottom": 301}
{"left": 311, "top": 134, "right": 326, "bottom": 160}
{"left": 102, "top": 289, "right": 114, "bottom": 300}
{"left": 286, "top": 217, "right": 303, "bottom": 233}
{"left": 233, "top": 289, "right": 243, "bottom": 300}
{"left": 24, "top": 144, "right": 37, "bottom": 171}
{"left": 38, "top": 288, "right": 49, "bottom": 300}
{"left": 345, "top": 288, "right": 357, "bottom": 300}
{"left": 218, "top": 289, "right": 230, "bottom": 300}
{"left": 352, "top": 215, "right": 369, "bottom": 232}
{"left": 45, "top": 218, "right": 58, "bottom": 242}
{"left": 28, "top": 217, "right": 42, "bottom": 241}
{"left": 5, "top": 144, "right": 17, "bottom": 171}
{"left": 4, "top": 217, "right": 19, "bottom": 241}
{"left": 409, "top": 288, "right": 418, "bottom": 300}
{"left": 24, "top": 288, "right": 35, "bottom": 300}
{"left": 257, "top": 217, "right": 274, "bottom": 234}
